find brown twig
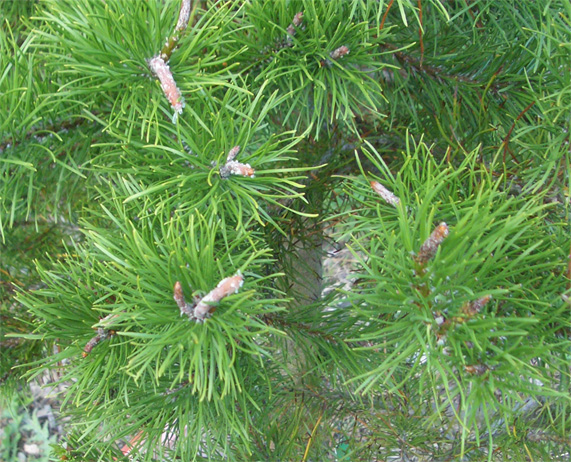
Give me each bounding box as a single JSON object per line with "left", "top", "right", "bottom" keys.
{"left": 0, "top": 268, "right": 24, "bottom": 288}
{"left": 463, "top": 0, "right": 484, "bottom": 29}
{"left": 379, "top": 0, "right": 394, "bottom": 30}
{"left": 82, "top": 314, "right": 119, "bottom": 357}
{"left": 381, "top": 43, "right": 509, "bottom": 91}
{"left": 566, "top": 239, "right": 571, "bottom": 291}
{"left": 502, "top": 101, "right": 536, "bottom": 164}
{"left": 418, "top": 0, "right": 424, "bottom": 67}
{"left": 302, "top": 407, "right": 324, "bottom": 462}
{"left": 82, "top": 327, "right": 115, "bottom": 357}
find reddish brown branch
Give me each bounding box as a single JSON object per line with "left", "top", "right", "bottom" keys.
{"left": 83, "top": 327, "right": 116, "bottom": 357}
{"left": 418, "top": 0, "right": 424, "bottom": 67}
{"left": 120, "top": 430, "right": 145, "bottom": 457}
{"left": 566, "top": 239, "right": 571, "bottom": 291}
{"left": 382, "top": 43, "right": 472, "bottom": 84}
{"left": 380, "top": 0, "right": 394, "bottom": 30}
{"left": 463, "top": 0, "right": 484, "bottom": 29}
{"left": 502, "top": 101, "right": 536, "bottom": 164}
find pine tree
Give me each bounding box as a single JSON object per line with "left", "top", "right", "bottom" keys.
{"left": 1, "top": 0, "right": 570, "bottom": 460}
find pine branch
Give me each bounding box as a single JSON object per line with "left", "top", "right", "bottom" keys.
{"left": 381, "top": 43, "right": 504, "bottom": 88}
{"left": 0, "top": 116, "right": 91, "bottom": 152}
{"left": 3, "top": 1, "right": 569, "bottom": 460}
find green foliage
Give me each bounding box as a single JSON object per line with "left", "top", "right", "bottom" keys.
{"left": 232, "top": 0, "right": 389, "bottom": 136}
{"left": 0, "top": 4, "right": 94, "bottom": 235}
{"left": 0, "top": 391, "right": 56, "bottom": 462}
{"left": 1, "top": 223, "right": 75, "bottom": 388}
{"left": 1, "top": 0, "right": 569, "bottom": 461}
{"left": 337, "top": 142, "right": 569, "bottom": 454}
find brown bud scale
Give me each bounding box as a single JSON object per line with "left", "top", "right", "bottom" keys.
{"left": 465, "top": 364, "right": 488, "bottom": 375}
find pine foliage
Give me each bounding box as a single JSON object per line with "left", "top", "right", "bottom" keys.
{"left": 1, "top": 0, "right": 570, "bottom": 460}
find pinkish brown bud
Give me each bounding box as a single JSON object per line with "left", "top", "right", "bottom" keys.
{"left": 415, "top": 223, "right": 449, "bottom": 264}
{"left": 193, "top": 273, "right": 244, "bottom": 321}
{"left": 219, "top": 147, "right": 255, "bottom": 179}
{"left": 149, "top": 56, "right": 185, "bottom": 116}
{"left": 173, "top": 281, "right": 185, "bottom": 309}
{"left": 175, "top": 0, "right": 192, "bottom": 32}
{"left": 330, "top": 45, "right": 349, "bottom": 60}
{"left": 370, "top": 181, "right": 400, "bottom": 206}
{"left": 174, "top": 281, "right": 193, "bottom": 316}
{"left": 292, "top": 12, "right": 303, "bottom": 27}
{"left": 222, "top": 161, "right": 255, "bottom": 178}
{"left": 462, "top": 295, "right": 492, "bottom": 317}
{"left": 83, "top": 327, "right": 113, "bottom": 357}
{"left": 226, "top": 145, "right": 241, "bottom": 162}
{"left": 287, "top": 12, "right": 303, "bottom": 37}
